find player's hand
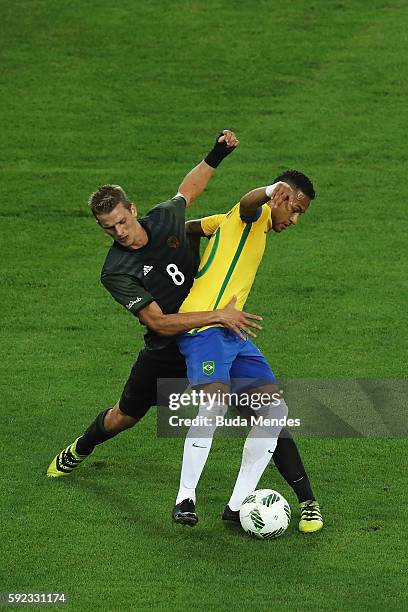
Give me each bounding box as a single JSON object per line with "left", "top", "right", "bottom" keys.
{"left": 218, "top": 130, "right": 239, "bottom": 148}
{"left": 217, "top": 296, "right": 263, "bottom": 340}
{"left": 268, "top": 181, "right": 294, "bottom": 210}
{"left": 205, "top": 130, "right": 239, "bottom": 168}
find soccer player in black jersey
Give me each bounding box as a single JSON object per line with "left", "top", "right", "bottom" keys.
{"left": 47, "top": 130, "right": 261, "bottom": 476}
{"left": 47, "top": 131, "right": 320, "bottom": 534}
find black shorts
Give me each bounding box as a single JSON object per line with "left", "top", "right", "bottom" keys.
{"left": 119, "top": 349, "right": 187, "bottom": 419}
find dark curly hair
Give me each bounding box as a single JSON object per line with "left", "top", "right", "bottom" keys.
{"left": 89, "top": 185, "right": 131, "bottom": 218}
{"left": 273, "top": 170, "right": 316, "bottom": 200}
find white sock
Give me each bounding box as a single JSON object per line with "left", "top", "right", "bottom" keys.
{"left": 176, "top": 403, "right": 227, "bottom": 504}
{"left": 228, "top": 400, "right": 288, "bottom": 511}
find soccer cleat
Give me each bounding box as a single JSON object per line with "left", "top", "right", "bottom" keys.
{"left": 172, "top": 499, "right": 198, "bottom": 526}
{"left": 221, "top": 505, "right": 240, "bottom": 525}
{"left": 46, "top": 437, "right": 89, "bottom": 478}
{"left": 298, "top": 500, "right": 323, "bottom": 533}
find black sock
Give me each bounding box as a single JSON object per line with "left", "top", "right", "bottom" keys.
{"left": 272, "top": 428, "right": 315, "bottom": 503}
{"left": 76, "top": 408, "right": 119, "bottom": 456}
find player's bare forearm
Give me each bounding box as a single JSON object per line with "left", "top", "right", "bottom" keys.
{"left": 239, "top": 187, "right": 271, "bottom": 216}
{"left": 185, "top": 219, "right": 206, "bottom": 236}
{"left": 139, "top": 304, "right": 220, "bottom": 336}
{"left": 178, "top": 162, "right": 215, "bottom": 208}
{"left": 240, "top": 182, "right": 294, "bottom": 216}
{"left": 138, "top": 297, "right": 262, "bottom": 340}
{"left": 178, "top": 130, "right": 239, "bottom": 207}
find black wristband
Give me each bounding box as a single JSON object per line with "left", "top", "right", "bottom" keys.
{"left": 204, "top": 132, "right": 236, "bottom": 168}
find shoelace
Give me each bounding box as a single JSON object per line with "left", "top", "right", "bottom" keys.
{"left": 301, "top": 503, "right": 322, "bottom": 519}
{"left": 61, "top": 448, "right": 81, "bottom": 468}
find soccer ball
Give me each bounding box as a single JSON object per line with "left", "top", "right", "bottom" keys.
{"left": 239, "top": 489, "right": 291, "bottom": 539}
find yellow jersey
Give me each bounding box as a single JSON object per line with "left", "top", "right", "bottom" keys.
{"left": 179, "top": 203, "right": 273, "bottom": 330}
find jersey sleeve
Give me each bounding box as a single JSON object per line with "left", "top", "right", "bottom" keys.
{"left": 200, "top": 213, "right": 226, "bottom": 236}
{"left": 101, "top": 274, "right": 154, "bottom": 315}
{"left": 152, "top": 195, "right": 187, "bottom": 223}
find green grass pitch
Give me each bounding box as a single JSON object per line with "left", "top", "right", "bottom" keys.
{"left": 1, "top": 0, "right": 407, "bottom": 610}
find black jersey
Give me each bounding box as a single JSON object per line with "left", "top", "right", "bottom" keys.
{"left": 101, "top": 195, "right": 199, "bottom": 354}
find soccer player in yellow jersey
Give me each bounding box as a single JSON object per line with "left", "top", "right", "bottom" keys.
{"left": 172, "top": 170, "right": 323, "bottom": 533}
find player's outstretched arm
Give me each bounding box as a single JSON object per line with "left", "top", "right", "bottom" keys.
{"left": 178, "top": 130, "right": 239, "bottom": 207}
{"left": 138, "top": 297, "right": 262, "bottom": 341}
{"left": 239, "top": 182, "right": 294, "bottom": 217}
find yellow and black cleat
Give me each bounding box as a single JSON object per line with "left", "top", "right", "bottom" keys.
{"left": 299, "top": 500, "right": 323, "bottom": 533}
{"left": 47, "top": 437, "right": 88, "bottom": 478}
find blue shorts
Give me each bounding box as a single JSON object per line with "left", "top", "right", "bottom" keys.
{"left": 177, "top": 327, "right": 277, "bottom": 391}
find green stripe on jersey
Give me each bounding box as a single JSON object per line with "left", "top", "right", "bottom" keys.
{"left": 213, "top": 223, "right": 252, "bottom": 310}
{"left": 195, "top": 227, "right": 220, "bottom": 278}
